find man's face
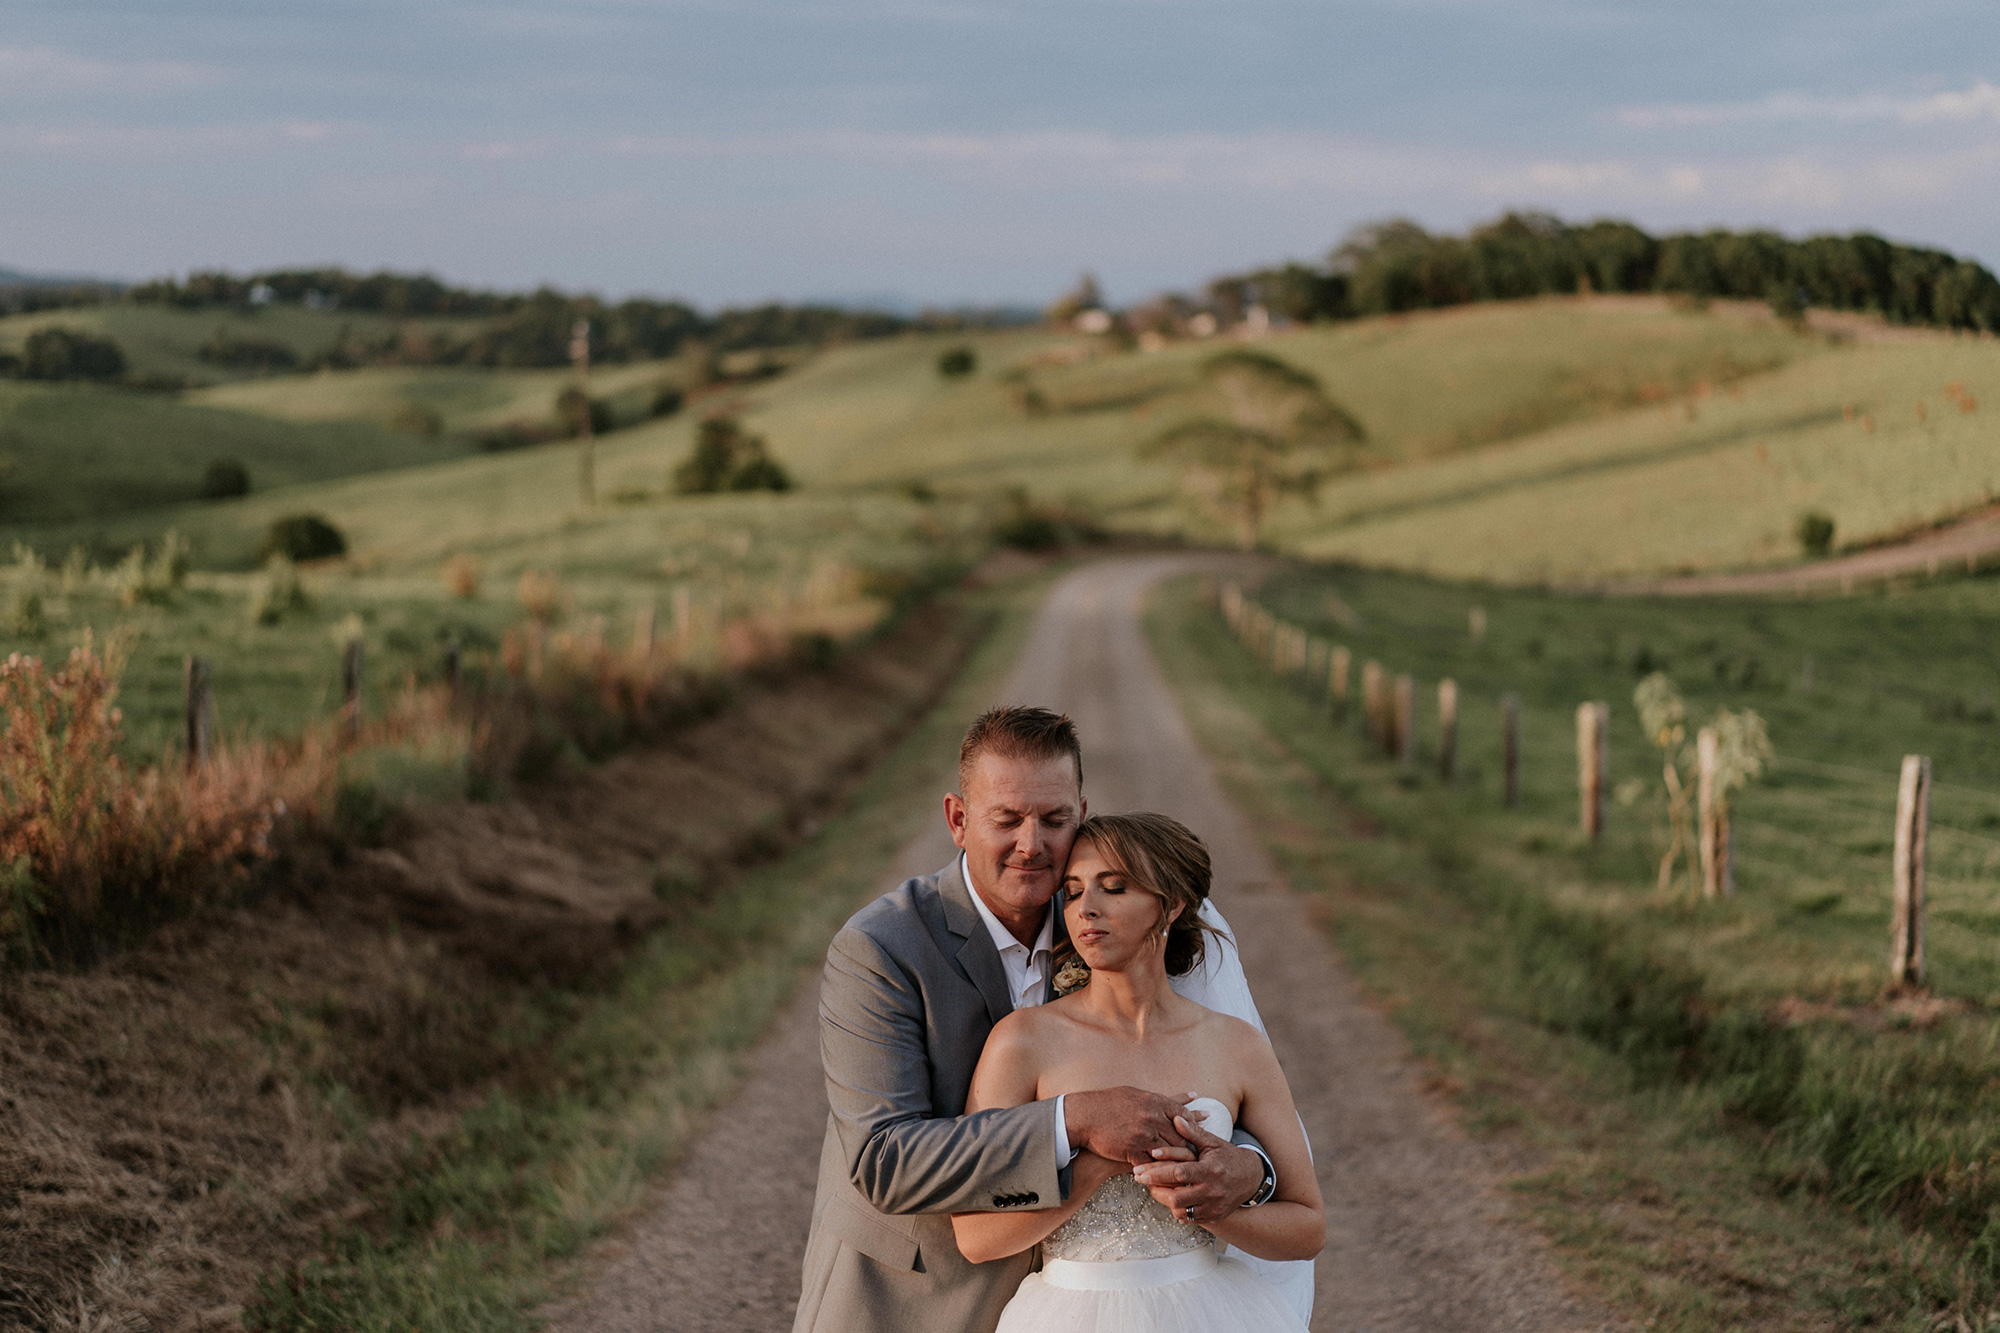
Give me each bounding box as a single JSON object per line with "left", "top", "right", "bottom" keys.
{"left": 946, "top": 751, "right": 1085, "bottom": 921}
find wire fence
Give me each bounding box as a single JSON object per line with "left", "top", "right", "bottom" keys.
{"left": 1210, "top": 578, "right": 1996, "bottom": 992}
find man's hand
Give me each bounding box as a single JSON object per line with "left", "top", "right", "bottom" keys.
{"left": 1131, "top": 1114, "right": 1264, "bottom": 1225}
{"left": 1064, "top": 1087, "right": 1193, "bottom": 1164}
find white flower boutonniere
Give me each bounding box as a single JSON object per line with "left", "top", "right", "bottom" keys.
{"left": 1053, "top": 958, "right": 1091, "bottom": 996}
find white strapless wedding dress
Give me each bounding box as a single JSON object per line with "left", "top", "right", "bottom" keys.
{"left": 993, "top": 1098, "right": 1309, "bottom": 1333}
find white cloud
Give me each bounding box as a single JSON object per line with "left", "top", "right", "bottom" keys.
{"left": 1480, "top": 143, "right": 2000, "bottom": 211}
{"left": 0, "top": 45, "right": 218, "bottom": 95}
{"left": 1619, "top": 80, "right": 2000, "bottom": 130}
{"left": 0, "top": 120, "right": 340, "bottom": 155}
{"left": 606, "top": 128, "right": 1470, "bottom": 193}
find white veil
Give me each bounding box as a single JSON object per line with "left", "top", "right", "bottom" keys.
{"left": 1167, "top": 899, "right": 1317, "bottom": 1325}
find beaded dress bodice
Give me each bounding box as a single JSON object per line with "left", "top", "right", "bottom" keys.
{"left": 1042, "top": 1097, "right": 1232, "bottom": 1263}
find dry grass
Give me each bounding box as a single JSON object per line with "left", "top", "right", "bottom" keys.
{"left": 0, "top": 640, "right": 327, "bottom": 963}
{"left": 0, "top": 591, "right": 992, "bottom": 1333}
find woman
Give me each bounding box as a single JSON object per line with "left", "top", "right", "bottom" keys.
{"left": 952, "top": 812, "right": 1323, "bottom": 1333}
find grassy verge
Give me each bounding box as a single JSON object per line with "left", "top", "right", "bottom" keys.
{"left": 239, "top": 567, "right": 1050, "bottom": 1332}
{"left": 1146, "top": 574, "right": 1998, "bottom": 1332}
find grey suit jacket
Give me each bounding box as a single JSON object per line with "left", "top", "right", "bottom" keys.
{"left": 794, "top": 859, "right": 1064, "bottom": 1333}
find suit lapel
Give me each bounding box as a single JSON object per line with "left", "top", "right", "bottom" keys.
{"left": 937, "top": 858, "right": 1016, "bottom": 1026}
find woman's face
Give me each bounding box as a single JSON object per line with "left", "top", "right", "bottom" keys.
{"left": 1061, "top": 838, "right": 1177, "bottom": 973}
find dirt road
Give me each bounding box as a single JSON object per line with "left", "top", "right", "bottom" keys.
{"left": 1605, "top": 507, "right": 2000, "bottom": 596}
{"left": 544, "top": 555, "right": 1615, "bottom": 1333}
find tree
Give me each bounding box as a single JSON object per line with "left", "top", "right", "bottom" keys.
{"left": 936, "top": 346, "right": 977, "bottom": 378}
{"left": 1141, "top": 350, "right": 1366, "bottom": 549}
{"left": 21, "top": 327, "right": 126, "bottom": 381}
{"left": 673, "top": 417, "right": 792, "bottom": 494}
{"left": 1045, "top": 273, "right": 1104, "bottom": 325}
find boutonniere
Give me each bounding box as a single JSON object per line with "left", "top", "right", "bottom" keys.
{"left": 1053, "top": 957, "right": 1091, "bottom": 996}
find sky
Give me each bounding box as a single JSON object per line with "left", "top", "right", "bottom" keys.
{"left": 4, "top": 1, "right": 1999, "bottom": 309}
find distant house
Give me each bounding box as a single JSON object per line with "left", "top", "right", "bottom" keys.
{"left": 1075, "top": 308, "right": 1114, "bottom": 335}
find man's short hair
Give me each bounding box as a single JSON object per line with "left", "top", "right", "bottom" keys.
{"left": 957, "top": 705, "right": 1082, "bottom": 796}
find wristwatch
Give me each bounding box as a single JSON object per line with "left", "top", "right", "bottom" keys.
{"left": 1242, "top": 1147, "right": 1277, "bottom": 1208}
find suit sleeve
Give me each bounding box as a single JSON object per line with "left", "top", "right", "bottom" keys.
{"left": 821, "top": 923, "right": 1064, "bottom": 1215}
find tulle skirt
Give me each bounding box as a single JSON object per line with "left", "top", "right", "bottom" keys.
{"left": 995, "top": 1247, "right": 1309, "bottom": 1333}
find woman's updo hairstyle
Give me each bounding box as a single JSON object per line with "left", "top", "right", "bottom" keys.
{"left": 1069, "top": 811, "right": 1224, "bottom": 976}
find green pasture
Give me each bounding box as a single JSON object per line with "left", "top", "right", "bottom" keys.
{"left": 8, "top": 295, "right": 2000, "bottom": 756}
{"left": 0, "top": 302, "right": 485, "bottom": 385}
{"left": 189, "top": 357, "right": 683, "bottom": 436}
{"left": 0, "top": 380, "right": 477, "bottom": 528}
{"left": 1243, "top": 562, "right": 2000, "bottom": 1005}
{"left": 0, "top": 482, "right": 976, "bottom": 757}
{"left": 1281, "top": 334, "right": 2000, "bottom": 580}
{"left": 1154, "top": 580, "right": 2000, "bottom": 1327}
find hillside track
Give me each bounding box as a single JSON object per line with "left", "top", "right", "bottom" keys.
{"left": 542, "top": 555, "right": 1618, "bottom": 1333}
{"left": 1605, "top": 507, "right": 2000, "bottom": 597}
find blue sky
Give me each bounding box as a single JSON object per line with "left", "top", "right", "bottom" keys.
{"left": 4, "top": 1, "right": 1998, "bottom": 307}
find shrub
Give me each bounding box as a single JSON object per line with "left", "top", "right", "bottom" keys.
{"left": 247, "top": 555, "right": 309, "bottom": 625}
{"left": 260, "top": 514, "right": 347, "bottom": 564}
{"left": 200, "top": 458, "right": 252, "bottom": 499}
{"left": 388, "top": 401, "right": 444, "bottom": 437}
{"left": 517, "top": 569, "right": 564, "bottom": 624}
{"left": 114, "top": 531, "right": 190, "bottom": 606}
{"left": 673, "top": 417, "right": 792, "bottom": 494}
{"left": 937, "top": 346, "right": 977, "bottom": 378}
{"left": 197, "top": 329, "right": 298, "bottom": 372}
{"left": 443, "top": 553, "right": 481, "bottom": 599}
{"left": 0, "top": 641, "right": 295, "bottom": 962}
{"left": 649, "top": 384, "right": 685, "bottom": 418}
{"left": 1795, "top": 510, "right": 1836, "bottom": 558}
{"left": 21, "top": 327, "right": 126, "bottom": 381}
{"left": 555, "top": 386, "right": 613, "bottom": 437}
{"left": 470, "top": 421, "right": 555, "bottom": 452}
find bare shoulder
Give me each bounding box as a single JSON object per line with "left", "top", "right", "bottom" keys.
{"left": 981, "top": 1002, "right": 1061, "bottom": 1057}
{"left": 1201, "top": 1011, "right": 1278, "bottom": 1072}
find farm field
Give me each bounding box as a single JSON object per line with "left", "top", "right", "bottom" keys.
{"left": 0, "top": 301, "right": 485, "bottom": 385}
{"left": 5, "top": 294, "right": 1998, "bottom": 760}
{"left": 1153, "top": 571, "right": 2000, "bottom": 1326}
{"left": 1234, "top": 562, "right": 2000, "bottom": 1004}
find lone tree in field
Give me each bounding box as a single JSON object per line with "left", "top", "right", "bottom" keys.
{"left": 1141, "top": 349, "right": 1365, "bottom": 549}
{"left": 673, "top": 416, "right": 793, "bottom": 494}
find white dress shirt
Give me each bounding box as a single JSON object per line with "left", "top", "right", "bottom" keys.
{"left": 960, "top": 853, "right": 1075, "bottom": 1163}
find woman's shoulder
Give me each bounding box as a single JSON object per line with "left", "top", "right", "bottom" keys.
{"left": 1193, "top": 1008, "right": 1275, "bottom": 1064}
{"left": 985, "top": 999, "right": 1067, "bottom": 1047}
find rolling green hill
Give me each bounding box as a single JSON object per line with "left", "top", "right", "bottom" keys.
{"left": 0, "top": 380, "right": 478, "bottom": 527}
{"left": 6, "top": 294, "right": 1998, "bottom": 750}
{"left": 0, "top": 302, "right": 484, "bottom": 386}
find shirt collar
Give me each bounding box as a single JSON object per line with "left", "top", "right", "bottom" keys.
{"left": 959, "top": 852, "right": 1053, "bottom": 957}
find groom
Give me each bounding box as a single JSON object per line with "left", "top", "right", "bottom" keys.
{"left": 793, "top": 706, "right": 1276, "bottom": 1333}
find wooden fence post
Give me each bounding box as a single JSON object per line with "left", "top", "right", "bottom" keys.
{"left": 442, "top": 637, "right": 462, "bottom": 699}
{"left": 183, "top": 655, "right": 212, "bottom": 770}
{"left": 1502, "top": 693, "right": 1521, "bottom": 808}
{"left": 1361, "top": 660, "right": 1383, "bottom": 747}
{"left": 341, "top": 637, "right": 365, "bottom": 742}
{"left": 1577, "top": 701, "right": 1607, "bottom": 837}
{"left": 1330, "top": 646, "right": 1351, "bottom": 721}
{"left": 1305, "top": 637, "right": 1325, "bottom": 692}
{"left": 1394, "top": 674, "right": 1416, "bottom": 765}
{"left": 1437, "top": 678, "right": 1458, "bottom": 783}
{"left": 1696, "top": 726, "right": 1731, "bottom": 896}
{"left": 1890, "top": 754, "right": 1931, "bottom": 987}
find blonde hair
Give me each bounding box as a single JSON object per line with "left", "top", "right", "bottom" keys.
{"left": 1067, "top": 812, "right": 1225, "bottom": 976}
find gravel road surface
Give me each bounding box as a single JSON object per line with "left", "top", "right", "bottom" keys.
{"left": 543, "top": 555, "right": 1617, "bottom": 1333}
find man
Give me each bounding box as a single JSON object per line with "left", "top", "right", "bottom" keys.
{"left": 794, "top": 706, "right": 1277, "bottom": 1333}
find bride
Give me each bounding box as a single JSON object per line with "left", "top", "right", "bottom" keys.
{"left": 952, "top": 812, "right": 1323, "bottom": 1333}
